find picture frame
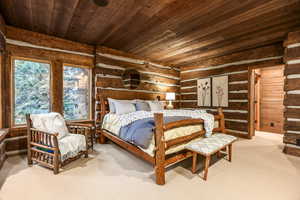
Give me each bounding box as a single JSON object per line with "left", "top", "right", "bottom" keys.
{"left": 212, "top": 75, "right": 228, "bottom": 107}
{"left": 197, "top": 78, "right": 211, "bottom": 107}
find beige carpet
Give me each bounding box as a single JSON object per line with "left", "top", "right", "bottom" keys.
{"left": 1, "top": 132, "right": 300, "bottom": 200}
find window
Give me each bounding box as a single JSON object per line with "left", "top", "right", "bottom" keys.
{"left": 63, "top": 65, "right": 91, "bottom": 121}
{"left": 13, "top": 58, "right": 51, "bottom": 125}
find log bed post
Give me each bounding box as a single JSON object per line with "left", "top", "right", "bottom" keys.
{"left": 26, "top": 115, "right": 33, "bottom": 165}
{"left": 218, "top": 108, "right": 226, "bottom": 133}
{"left": 154, "top": 113, "right": 166, "bottom": 185}
{"left": 99, "top": 95, "right": 107, "bottom": 144}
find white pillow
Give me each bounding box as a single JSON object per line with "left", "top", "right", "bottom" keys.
{"left": 114, "top": 101, "right": 136, "bottom": 115}
{"left": 108, "top": 98, "right": 135, "bottom": 113}
{"left": 147, "top": 101, "right": 164, "bottom": 111}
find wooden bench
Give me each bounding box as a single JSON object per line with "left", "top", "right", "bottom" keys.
{"left": 185, "top": 133, "right": 237, "bottom": 180}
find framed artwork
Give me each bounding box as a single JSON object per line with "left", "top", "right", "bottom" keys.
{"left": 197, "top": 78, "right": 211, "bottom": 107}
{"left": 212, "top": 75, "right": 228, "bottom": 107}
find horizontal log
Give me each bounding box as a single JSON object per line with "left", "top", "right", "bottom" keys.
{"left": 181, "top": 59, "right": 281, "bottom": 80}
{"left": 95, "top": 67, "right": 123, "bottom": 77}
{"left": 285, "top": 78, "right": 300, "bottom": 91}
{"left": 229, "top": 83, "right": 248, "bottom": 91}
{"left": 7, "top": 44, "right": 94, "bottom": 67}
{"left": 96, "top": 79, "right": 179, "bottom": 93}
{"left": 224, "top": 112, "right": 248, "bottom": 120}
{"left": 6, "top": 26, "right": 94, "bottom": 55}
{"left": 283, "top": 133, "right": 300, "bottom": 145}
{"left": 181, "top": 44, "right": 283, "bottom": 71}
{"left": 284, "top": 94, "right": 300, "bottom": 106}
{"left": 96, "top": 55, "right": 179, "bottom": 77}
{"left": 5, "top": 137, "right": 27, "bottom": 152}
{"left": 285, "top": 108, "right": 300, "bottom": 118}
{"left": 229, "top": 73, "right": 249, "bottom": 82}
{"left": 284, "top": 29, "right": 300, "bottom": 47}
{"left": 225, "top": 121, "right": 248, "bottom": 132}
{"left": 181, "top": 64, "right": 248, "bottom": 80}
{"left": 284, "top": 121, "right": 300, "bottom": 131}
{"left": 180, "top": 87, "right": 197, "bottom": 93}
{"left": 283, "top": 145, "right": 300, "bottom": 157}
{"left": 285, "top": 46, "right": 300, "bottom": 62}
{"left": 181, "top": 94, "right": 197, "bottom": 100}
{"left": 181, "top": 80, "right": 197, "bottom": 87}
{"left": 284, "top": 64, "right": 300, "bottom": 75}
{"left": 229, "top": 93, "right": 248, "bottom": 99}
{"left": 7, "top": 128, "right": 27, "bottom": 138}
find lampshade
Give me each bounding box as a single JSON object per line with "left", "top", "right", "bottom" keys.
{"left": 166, "top": 92, "right": 175, "bottom": 100}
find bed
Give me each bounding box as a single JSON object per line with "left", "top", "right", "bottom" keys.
{"left": 96, "top": 96, "right": 226, "bottom": 185}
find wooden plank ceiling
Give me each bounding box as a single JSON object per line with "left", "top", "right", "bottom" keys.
{"left": 1, "top": 0, "right": 300, "bottom": 67}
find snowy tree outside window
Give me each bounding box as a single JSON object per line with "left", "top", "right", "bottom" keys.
{"left": 63, "top": 66, "right": 90, "bottom": 120}
{"left": 13, "top": 59, "right": 50, "bottom": 125}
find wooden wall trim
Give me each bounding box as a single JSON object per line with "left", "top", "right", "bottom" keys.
{"left": 6, "top": 26, "right": 94, "bottom": 55}
{"left": 7, "top": 39, "right": 94, "bottom": 58}
{"left": 181, "top": 56, "right": 283, "bottom": 73}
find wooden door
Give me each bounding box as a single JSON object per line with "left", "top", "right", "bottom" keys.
{"left": 254, "top": 69, "right": 261, "bottom": 131}
{"left": 259, "top": 65, "right": 284, "bottom": 134}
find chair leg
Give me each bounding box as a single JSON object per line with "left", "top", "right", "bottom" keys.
{"left": 203, "top": 155, "right": 211, "bottom": 181}
{"left": 192, "top": 152, "right": 197, "bottom": 174}
{"left": 53, "top": 151, "right": 59, "bottom": 175}
{"left": 27, "top": 151, "right": 33, "bottom": 166}
{"left": 228, "top": 144, "right": 232, "bottom": 162}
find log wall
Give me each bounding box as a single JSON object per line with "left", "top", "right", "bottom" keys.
{"left": 95, "top": 46, "right": 180, "bottom": 124}
{"left": 283, "top": 29, "right": 300, "bottom": 157}
{"left": 180, "top": 44, "right": 284, "bottom": 138}
{"left": 2, "top": 26, "right": 95, "bottom": 155}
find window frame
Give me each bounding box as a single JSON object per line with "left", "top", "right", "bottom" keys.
{"left": 62, "top": 64, "right": 92, "bottom": 122}
{"left": 11, "top": 56, "right": 52, "bottom": 127}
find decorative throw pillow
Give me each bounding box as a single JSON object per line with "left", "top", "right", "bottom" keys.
{"left": 114, "top": 101, "right": 136, "bottom": 115}
{"left": 147, "top": 101, "right": 164, "bottom": 111}
{"left": 135, "top": 101, "right": 151, "bottom": 111}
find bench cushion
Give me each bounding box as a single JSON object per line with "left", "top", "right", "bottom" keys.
{"left": 186, "top": 133, "right": 237, "bottom": 155}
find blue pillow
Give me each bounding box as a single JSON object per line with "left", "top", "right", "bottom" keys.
{"left": 135, "top": 102, "right": 150, "bottom": 111}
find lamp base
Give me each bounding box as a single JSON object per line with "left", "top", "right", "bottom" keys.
{"left": 166, "top": 101, "right": 174, "bottom": 109}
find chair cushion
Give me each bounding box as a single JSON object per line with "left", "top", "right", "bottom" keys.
{"left": 186, "top": 133, "right": 237, "bottom": 155}
{"left": 30, "top": 112, "right": 69, "bottom": 139}
{"left": 58, "top": 134, "right": 86, "bottom": 162}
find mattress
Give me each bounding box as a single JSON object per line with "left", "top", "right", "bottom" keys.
{"left": 102, "top": 113, "right": 219, "bottom": 156}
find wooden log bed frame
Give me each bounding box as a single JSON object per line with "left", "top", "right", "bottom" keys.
{"left": 96, "top": 96, "right": 226, "bottom": 185}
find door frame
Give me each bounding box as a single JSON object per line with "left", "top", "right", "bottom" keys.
{"left": 248, "top": 64, "right": 285, "bottom": 137}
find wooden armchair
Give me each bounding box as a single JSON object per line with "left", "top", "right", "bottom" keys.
{"left": 26, "top": 114, "right": 95, "bottom": 174}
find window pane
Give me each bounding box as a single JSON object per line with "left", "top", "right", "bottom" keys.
{"left": 14, "top": 59, "right": 50, "bottom": 125}
{"left": 63, "top": 66, "right": 90, "bottom": 120}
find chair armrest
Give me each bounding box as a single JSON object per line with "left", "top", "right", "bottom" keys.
{"left": 67, "top": 122, "right": 95, "bottom": 129}
{"left": 29, "top": 128, "right": 59, "bottom": 149}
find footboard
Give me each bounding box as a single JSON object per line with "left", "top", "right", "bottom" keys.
{"left": 153, "top": 108, "right": 225, "bottom": 185}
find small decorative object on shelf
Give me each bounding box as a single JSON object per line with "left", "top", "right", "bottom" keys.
{"left": 166, "top": 92, "right": 175, "bottom": 109}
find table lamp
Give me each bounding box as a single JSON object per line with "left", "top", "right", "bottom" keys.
{"left": 166, "top": 92, "right": 175, "bottom": 109}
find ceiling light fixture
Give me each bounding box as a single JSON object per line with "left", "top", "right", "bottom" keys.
{"left": 93, "top": 0, "right": 109, "bottom": 7}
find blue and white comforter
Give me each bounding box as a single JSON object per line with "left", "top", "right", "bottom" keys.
{"left": 102, "top": 109, "right": 215, "bottom": 149}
